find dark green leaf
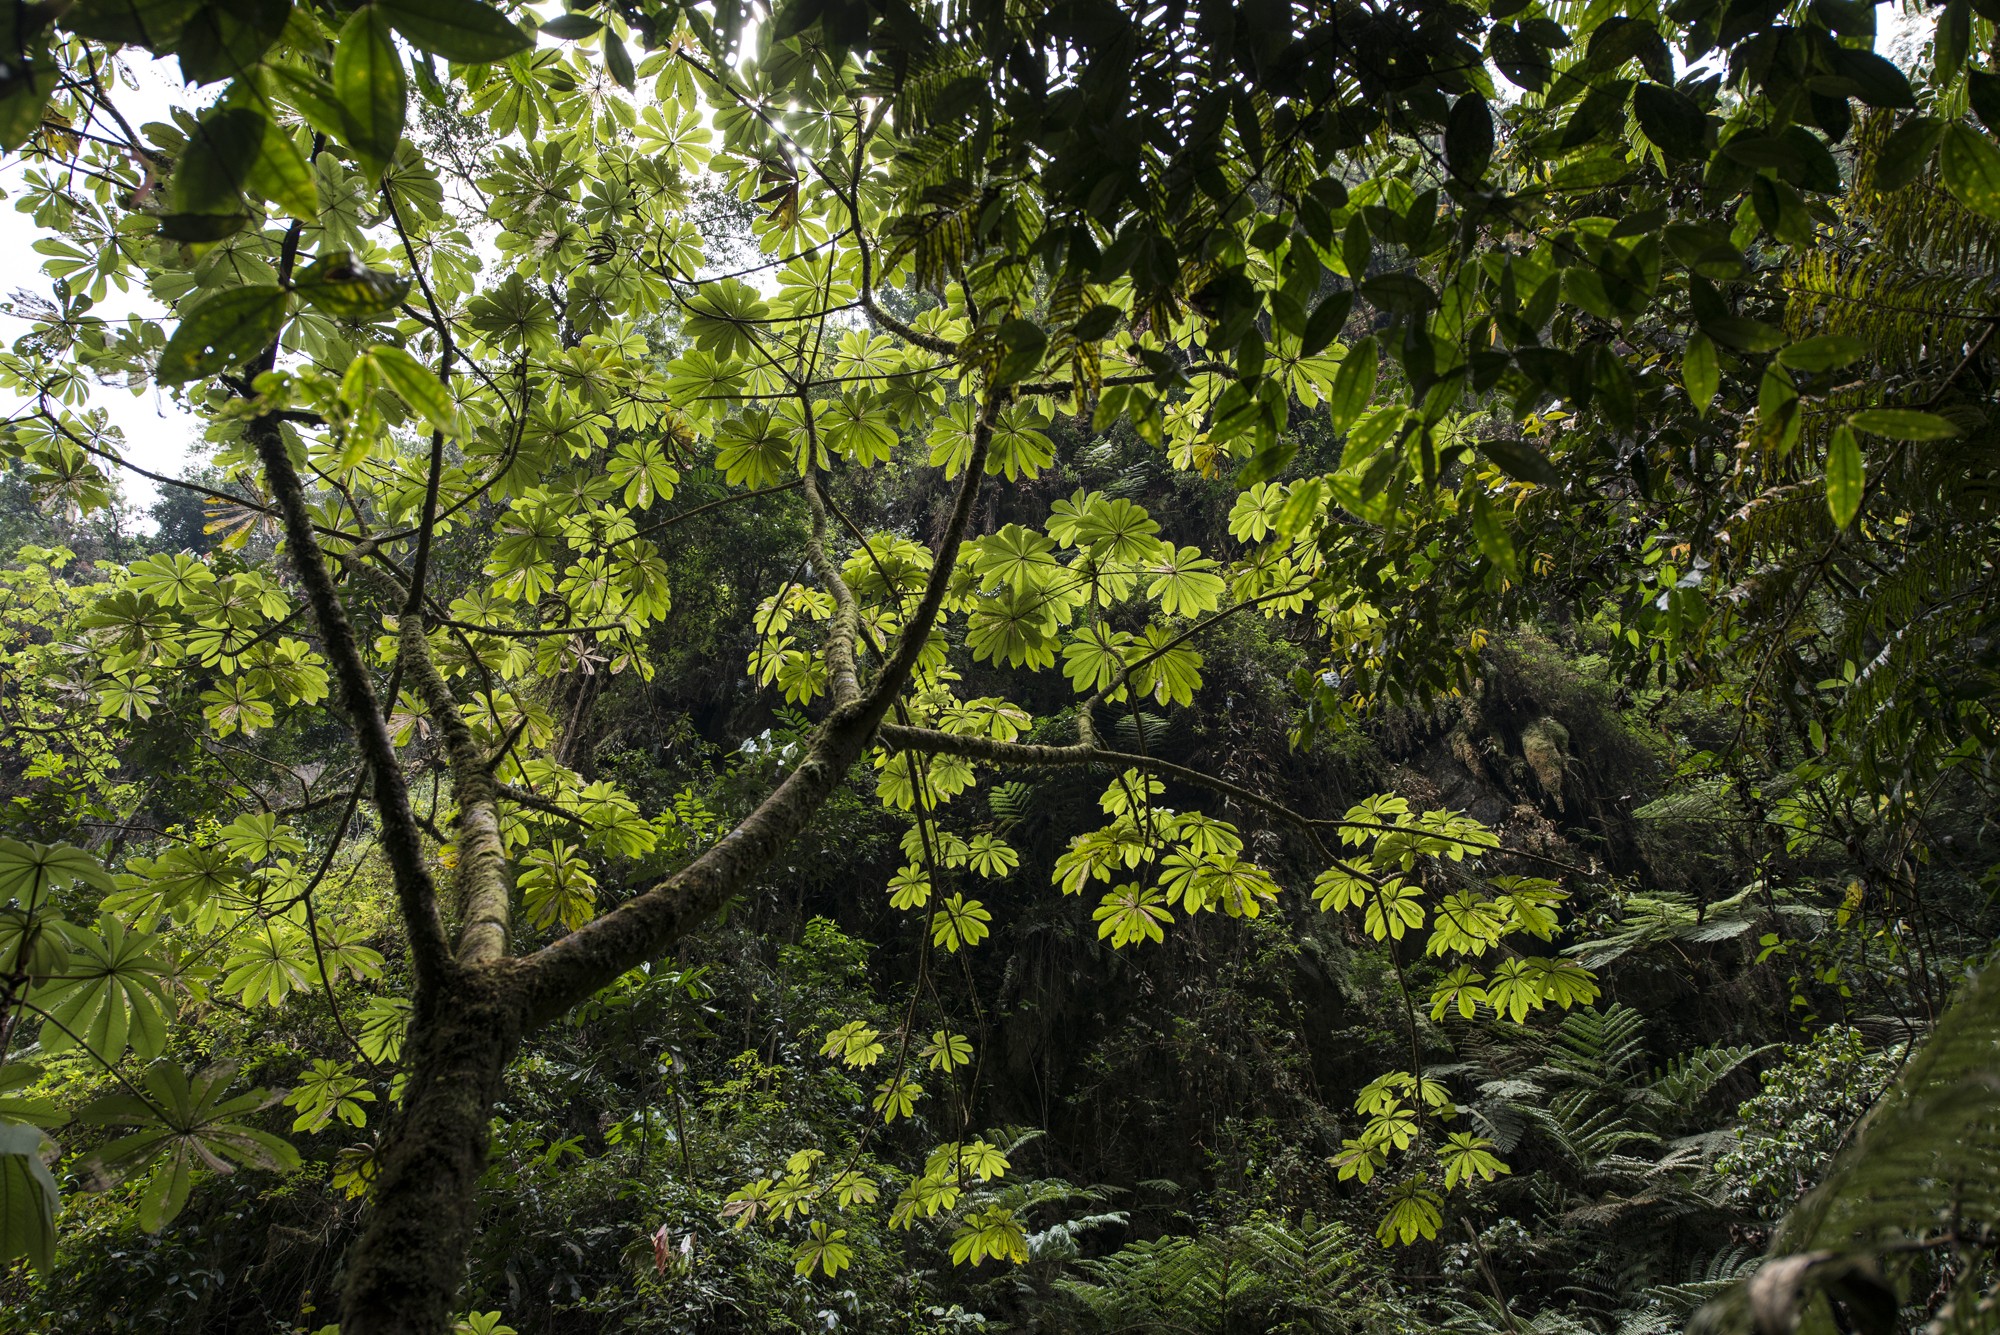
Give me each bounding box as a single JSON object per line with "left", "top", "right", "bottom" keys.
{"left": 0, "top": 52, "right": 59, "bottom": 152}
{"left": 1683, "top": 331, "right": 1719, "bottom": 414}
{"left": 1468, "top": 488, "right": 1519, "bottom": 579}
{"left": 172, "top": 0, "right": 291, "bottom": 85}
{"left": 333, "top": 6, "right": 408, "bottom": 176}
{"left": 1777, "top": 334, "right": 1865, "bottom": 372}
{"left": 1237, "top": 436, "right": 1297, "bottom": 487}
{"left": 1937, "top": 0, "right": 1970, "bottom": 80}
{"left": 1752, "top": 175, "right": 1814, "bottom": 246}
{"left": 241, "top": 112, "right": 318, "bottom": 217}
{"left": 1873, "top": 115, "right": 1945, "bottom": 192}
{"left": 1555, "top": 80, "right": 1630, "bottom": 151}
{"left": 157, "top": 211, "right": 255, "bottom": 242}
{"left": 993, "top": 318, "right": 1048, "bottom": 386}
{"left": 604, "top": 33, "right": 635, "bottom": 89}
{"left": 1810, "top": 90, "right": 1852, "bottom": 143}
{"left": 772, "top": 0, "right": 825, "bottom": 40}
{"left": 1829, "top": 48, "right": 1916, "bottom": 108}
{"left": 1701, "top": 316, "right": 1785, "bottom": 352}
{"left": 362, "top": 344, "right": 458, "bottom": 434}
{"left": 1342, "top": 213, "right": 1371, "bottom": 279}
{"left": 1632, "top": 82, "right": 1707, "bottom": 158}
{"left": 1970, "top": 71, "right": 2000, "bottom": 136}
{"left": 168, "top": 105, "right": 264, "bottom": 220}
{"left": 292, "top": 252, "right": 412, "bottom": 319}
{"left": 1490, "top": 25, "right": 1553, "bottom": 92}
{"left": 1826, "top": 424, "right": 1863, "bottom": 527}
{"left": 1361, "top": 272, "right": 1435, "bottom": 313}
{"left": 1327, "top": 335, "right": 1376, "bottom": 432}
{"left": 65, "top": 0, "right": 200, "bottom": 48}
{"left": 1071, "top": 304, "right": 1122, "bottom": 342}
{"left": 1300, "top": 290, "right": 1354, "bottom": 357}
{"left": 1445, "top": 94, "right": 1493, "bottom": 181}
{"left": 1482, "top": 436, "right": 1560, "bottom": 486}
{"left": 156, "top": 285, "right": 290, "bottom": 385}
{"left": 1940, "top": 122, "right": 2000, "bottom": 220}
{"left": 269, "top": 66, "right": 364, "bottom": 144}
{"left": 1847, "top": 408, "right": 1960, "bottom": 439}
{"left": 539, "top": 12, "right": 602, "bottom": 39}
{"left": 0, "top": 1123, "right": 58, "bottom": 1274}
{"left": 378, "top": 0, "right": 532, "bottom": 62}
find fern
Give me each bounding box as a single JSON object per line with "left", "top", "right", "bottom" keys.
{"left": 1641, "top": 1043, "right": 1767, "bottom": 1120}
{"left": 1544, "top": 1004, "right": 1649, "bottom": 1088}
{"left": 1056, "top": 1214, "right": 1380, "bottom": 1334}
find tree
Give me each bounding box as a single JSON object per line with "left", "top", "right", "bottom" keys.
{"left": 1, "top": 0, "right": 1997, "bottom": 1329}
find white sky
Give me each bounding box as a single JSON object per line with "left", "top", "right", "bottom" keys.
{"left": 0, "top": 55, "right": 207, "bottom": 513}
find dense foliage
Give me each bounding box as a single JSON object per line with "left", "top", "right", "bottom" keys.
{"left": 1, "top": 0, "right": 1998, "bottom": 1329}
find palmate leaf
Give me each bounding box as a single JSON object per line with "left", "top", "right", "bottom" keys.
{"left": 77, "top": 1060, "right": 298, "bottom": 1233}
{"left": 924, "top": 1031, "right": 974, "bottom": 1072}
{"left": 1377, "top": 1176, "right": 1443, "bottom": 1245}
{"left": 930, "top": 894, "right": 992, "bottom": 951}
{"left": 31, "top": 918, "right": 173, "bottom": 1060}
{"left": 356, "top": 995, "right": 413, "bottom": 1064}
{"left": 950, "top": 1204, "right": 1029, "bottom": 1265}
{"left": 0, "top": 838, "right": 117, "bottom": 906}
{"left": 608, "top": 438, "right": 680, "bottom": 507}
{"left": 985, "top": 405, "right": 1054, "bottom": 481}
{"left": 714, "top": 409, "right": 795, "bottom": 487}
{"left": 1362, "top": 881, "right": 1426, "bottom": 940}
{"left": 1127, "top": 627, "right": 1204, "bottom": 707}
{"left": 1145, "top": 545, "right": 1226, "bottom": 617}
{"left": 871, "top": 1074, "right": 923, "bottom": 1121}
{"left": 219, "top": 920, "right": 316, "bottom": 1006}
{"left": 819, "top": 392, "right": 898, "bottom": 465}
{"left": 1093, "top": 883, "right": 1172, "bottom": 946}
{"left": 969, "top": 523, "right": 1060, "bottom": 594}
{"left": 1439, "top": 1132, "right": 1510, "bottom": 1190}
{"left": 1061, "top": 624, "right": 1134, "bottom": 695}
{"left": 793, "top": 1220, "right": 854, "bottom": 1277}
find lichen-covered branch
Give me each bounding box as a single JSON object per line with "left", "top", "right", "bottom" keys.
{"left": 247, "top": 418, "right": 454, "bottom": 998}
{"left": 344, "top": 553, "right": 512, "bottom": 966}
{"left": 803, "top": 465, "right": 863, "bottom": 709}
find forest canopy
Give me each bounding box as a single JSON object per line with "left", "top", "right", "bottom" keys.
{"left": 0, "top": 0, "right": 1998, "bottom": 1330}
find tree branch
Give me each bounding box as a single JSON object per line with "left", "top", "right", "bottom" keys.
{"left": 803, "top": 465, "right": 863, "bottom": 708}
{"left": 247, "top": 418, "right": 455, "bottom": 999}
{"left": 345, "top": 553, "right": 512, "bottom": 968}
{"left": 514, "top": 392, "right": 1001, "bottom": 1027}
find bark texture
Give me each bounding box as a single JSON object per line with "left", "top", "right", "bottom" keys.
{"left": 340, "top": 964, "right": 530, "bottom": 1335}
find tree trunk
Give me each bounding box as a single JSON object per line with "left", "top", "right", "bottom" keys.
{"left": 339, "top": 964, "right": 531, "bottom": 1335}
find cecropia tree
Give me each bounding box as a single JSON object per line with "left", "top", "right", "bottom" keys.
{"left": 3, "top": 0, "right": 1998, "bottom": 1328}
